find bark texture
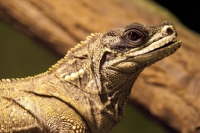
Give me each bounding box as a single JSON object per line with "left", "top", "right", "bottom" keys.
{"left": 0, "top": 0, "right": 200, "bottom": 133}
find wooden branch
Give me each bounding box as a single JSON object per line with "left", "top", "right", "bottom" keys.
{"left": 0, "top": 0, "right": 200, "bottom": 132}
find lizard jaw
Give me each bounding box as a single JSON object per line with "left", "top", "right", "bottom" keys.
{"left": 146, "top": 39, "right": 181, "bottom": 54}
{"left": 132, "top": 39, "right": 181, "bottom": 62}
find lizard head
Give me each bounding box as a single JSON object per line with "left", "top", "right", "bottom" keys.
{"left": 100, "top": 21, "right": 181, "bottom": 70}
{"left": 97, "top": 21, "right": 181, "bottom": 126}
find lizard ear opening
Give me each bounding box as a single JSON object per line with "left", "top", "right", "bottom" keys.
{"left": 100, "top": 52, "right": 116, "bottom": 66}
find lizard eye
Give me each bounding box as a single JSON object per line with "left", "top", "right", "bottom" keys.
{"left": 125, "top": 29, "right": 145, "bottom": 45}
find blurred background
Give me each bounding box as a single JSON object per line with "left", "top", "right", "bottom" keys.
{"left": 0, "top": 1, "right": 199, "bottom": 133}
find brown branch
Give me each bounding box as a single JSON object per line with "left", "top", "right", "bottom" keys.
{"left": 0, "top": 0, "right": 200, "bottom": 132}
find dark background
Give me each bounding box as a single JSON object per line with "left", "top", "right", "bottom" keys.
{"left": 154, "top": 0, "right": 200, "bottom": 33}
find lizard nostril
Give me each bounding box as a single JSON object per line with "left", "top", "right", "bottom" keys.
{"left": 161, "top": 25, "right": 174, "bottom": 36}
{"left": 166, "top": 27, "right": 174, "bottom": 35}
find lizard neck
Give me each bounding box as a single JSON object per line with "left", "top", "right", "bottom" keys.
{"left": 97, "top": 67, "right": 143, "bottom": 132}
{"left": 36, "top": 33, "right": 106, "bottom": 133}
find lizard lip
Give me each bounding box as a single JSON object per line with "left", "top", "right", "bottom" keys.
{"left": 149, "top": 39, "right": 180, "bottom": 53}
{"left": 133, "top": 39, "right": 181, "bottom": 59}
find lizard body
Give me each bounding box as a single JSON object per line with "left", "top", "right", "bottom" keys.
{"left": 0, "top": 22, "right": 181, "bottom": 133}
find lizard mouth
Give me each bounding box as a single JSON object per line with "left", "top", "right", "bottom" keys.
{"left": 148, "top": 39, "right": 181, "bottom": 53}
{"left": 147, "top": 39, "right": 181, "bottom": 58}
{"left": 132, "top": 39, "right": 181, "bottom": 61}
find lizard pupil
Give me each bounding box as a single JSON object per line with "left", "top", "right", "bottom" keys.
{"left": 128, "top": 31, "right": 141, "bottom": 41}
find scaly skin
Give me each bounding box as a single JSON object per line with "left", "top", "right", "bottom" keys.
{"left": 0, "top": 22, "right": 181, "bottom": 133}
